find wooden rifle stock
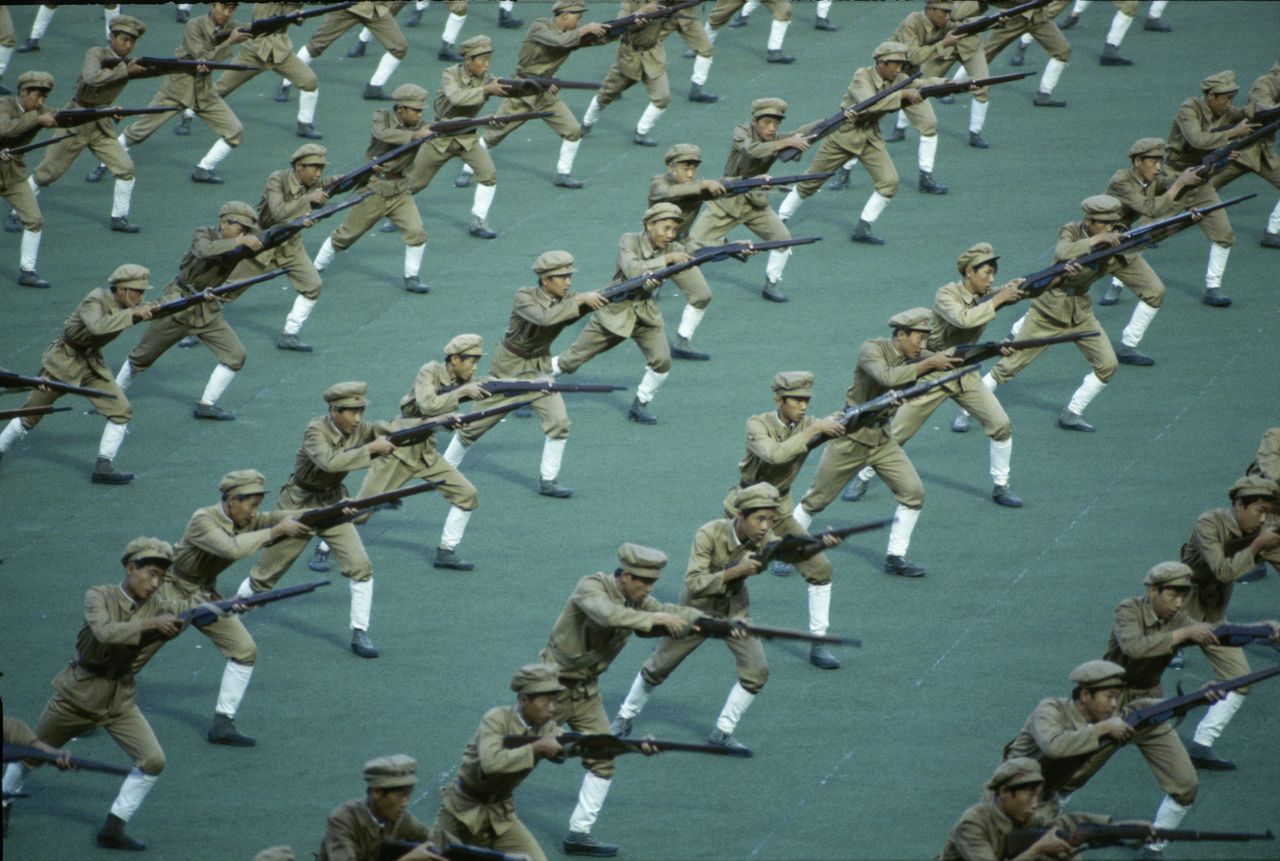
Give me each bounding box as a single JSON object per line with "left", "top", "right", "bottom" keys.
{"left": 1, "top": 371, "right": 118, "bottom": 400}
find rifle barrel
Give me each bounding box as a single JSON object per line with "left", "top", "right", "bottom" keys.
{"left": 0, "top": 405, "right": 71, "bottom": 421}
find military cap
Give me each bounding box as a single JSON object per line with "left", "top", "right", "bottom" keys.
{"left": 772, "top": 371, "right": 814, "bottom": 398}
{"left": 1128, "top": 137, "right": 1165, "bottom": 160}
{"left": 986, "top": 757, "right": 1043, "bottom": 791}
{"left": 643, "top": 202, "right": 684, "bottom": 224}
{"left": 392, "top": 83, "right": 429, "bottom": 110}
{"left": 1200, "top": 70, "right": 1238, "bottom": 95}
{"left": 444, "top": 333, "right": 486, "bottom": 357}
{"left": 926, "top": 0, "right": 956, "bottom": 10}
{"left": 109, "top": 15, "right": 147, "bottom": 38}
{"left": 460, "top": 35, "right": 493, "bottom": 58}
{"left": 751, "top": 97, "right": 788, "bottom": 119}
{"left": 532, "top": 249, "right": 577, "bottom": 277}
{"left": 664, "top": 143, "right": 702, "bottom": 165}
{"left": 510, "top": 663, "right": 566, "bottom": 695}
{"left": 1081, "top": 194, "right": 1124, "bottom": 223}
{"left": 553, "top": 0, "right": 588, "bottom": 14}
{"left": 290, "top": 143, "right": 327, "bottom": 166}
{"left": 219, "top": 200, "right": 260, "bottom": 232}
{"left": 1144, "top": 561, "right": 1193, "bottom": 589}
{"left": 617, "top": 542, "right": 668, "bottom": 579}
{"left": 362, "top": 754, "right": 418, "bottom": 789}
{"left": 323, "top": 381, "right": 369, "bottom": 408}
{"left": 1068, "top": 659, "right": 1126, "bottom": 689}
{"left": 121, "top": 536, "right": 175, "bottom": 567}
{"left": 253, "top": 848, "right": 296, "bottom": 861}
{"left": 887, "top": 307, "right": 932, "bottom": 333}
{"left": 956, "top": 242, "right": 999, "bottom": 275}
{"left": 736, "top": 481, "right": 781, "bottom": 512}
{"left": 16, "top": 71, "right": 54, "bottom": 92}
{"left": 108, "top": 263, "right": 153, "bottom": 291}
{"left": 1228, "top": 474, "right": 1279, "bottom": 501}
{"left": 219, "top": 469, "right": 268, "bottom": 497}
{"left": 874, "top": 41, "right": 910, "bottom": 62}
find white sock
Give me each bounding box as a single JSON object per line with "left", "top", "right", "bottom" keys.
{"left": 636, "top": 368, "right": 668, "bottom": 403}
{"left": 778, "top": 188, "right": 802, "bottom": 222}
{"left": 715, "top": 682, "right": 755, "bottom": 734}
{"left": 197, "top": 138, "right": 233, "bottom": 171}
{"left": 0, "top": 46, "right": 11, "bottom": 77}
{"left": 236, "top": 576, "right": 254, "bottom": 599}
{"left": 792, "top": 506, "right": 812, "bottom": 530}
{"left": 1192, "top": 690, "right": 1245, "bottom": 746}
{"left": 807, "top": 582, "right": 831, "bottom": 637}
{"left": 1148, "top": 0, "right": 1168, "bottom": 16}
{"left": 443, "top": 432, "right": 468, "bottom": 468}
{"left": 182, "top": 108, "right": 195, "bottom": 121}
{"left": 1267, "top": 198, "right": 1280, "bottom": 233}
{"left": 19, "top": 229, "right": 40, "bottom": 271}
{"left": 283, "top": 295, "right": 316, "bottom": 335}
{"left": 1040, "top": 58, "right": 1067, "bottom": 94}
{"left": 471, "top": 183, "right": 495, "bottom": 220}
{"left": 111, "top": 178, "right": 134, "bottom": 219}
{"left": 404, "top": 243, "right": 425, "bottom": 278}
{"left": 1121, "top": 301, "right": 1158, "bottom": 348}
{"left": 581, "top": 95, "right": 602, "bottom": 127}
{"left": 27, "top": 175, "right": 39, "bottom": 195}
{"left": 314, "top": 236, "right": 335, "bottom": 271}
{"left": 918, "top": 134, "right": 938, "bottom": 173}
{"left": 691, "top": 55, "right": 713, "bottom": 85}
{"left": 442, "top": 12, "right": 466, "bottom": 44}
{"left": 677, "top": 305, "right": 705, "bottom": 340}
{"left": 765, "top": 248, "right": 790, "bottom": 282}
{"left": 110, "top": 769, "right": 158, "bottom": 822}
{"left": 886, "top": 504, "right": 920, "bottom": 557}
{"left": 297, "top": 46, "right": 313, "bottom": 66}
{"left": 0, "top": 418, "right": 28, "bottom": 453}
{"left": 30, "top": 6, "right": 54, "bottom": 40}
{"left": 358, "top": 27, "right": 371, "bottom": 44}
{"left": 557, "top": 139, "right": 580, "bottom": 175}
{"left": 990, "top": 437, "right": 1012, "bottom": 486}
{"left": 369, "top": 52, "right": 400, "bottom": 87}
{"left": 857, "top": 465, "right": 875, "bottom": 482}
{"left": 895, "top": 110, "right": 907, "bottom": 131}
{"left": 199, "top": 364, "right": 236, "bottom": 406}
{"left": 816, "top": 0, "right": 833, "bottom": 16}
{"left": 1072, "top": 0, "right": 1091, "bottom": 13}
{"left": 1009, "top": 313, "right": 1027, "bottom": 338}
{"left": 214, "top": 661, "right": 253, "bottom": 718}
{"left": 98, "top": 421, "right": 127, "bottom": 460}
{"left": 1019, "top": 33, "right": 1033, "bottom": 47}
{"left": 116, "top": 131, "right": 129, "bottom": 152}
{"left": 1105, "top": 9, "right": 1133, "bottom": 47}
{"left": 1066, "top": 372, "right": 1106, "bottom": 415}
{"left": 499, "top": 0, "right": 515, "bottom": 10}
{"left": 298, "top": 89, "right": 319, "bottom": 124}
{"left": 540, "top": 436, "right": 566, "bottom": 481}
{"left": 637, "top": 103, "right": 665, "bottom": 135}
{"left": 111, "top": 361, "right": 134, "bottom": 392}
{"left": 982, "top": 372, "right": 997, "bottom": 392}
{"left": 349, "top": 578, "right": 373, "bottom": 631}
{"left": 568, "top": 774, "right": 612, "bottom": 834}
{"left": 766, "top": 19, "right": 789, "bottom": 51}
{"left": 705, "top": 20, "right": 717, "bottom": 44}
{"left": 462, "top": 162, "right": 475, "bottom": 176}
{"left": 1148, "top": 796, "right": 1191, "bottom": 851}
{"left": 103, "top": 5, "right": 120, "bottom": 35}
{"left": 551, "top": 355, "right": 561, "bottom": 376}
{"left": 2, "top": 762, "right": 29, "bottom": 804}
{"left": 617, "top": 672, "right": 654, "bottom": 719}
{"left": 860, "top": 191, "right": 890, "bottom": 223}
{"left": 952, "top": 67, "right": 970, "bottom": 84}
{"left": 440, "top": 506, "right": 471, "bottom": 550}
{"left": 969, "top": 100, "right": 989, "bottom": 134}
{"left": 742, "top": 0, "right": 761, "bottom": 14}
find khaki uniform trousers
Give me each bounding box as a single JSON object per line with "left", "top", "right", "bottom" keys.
{"left": 687, "top": 198, "right": 791, "bottom": 244}
{"left": 796, "top": 133, "right": 898, "bottom": 199}
{"left": 357, "top": 450, "right": 479, "bottom": 511}
{"left": 596, "top": 59, "right": 670, "bottom": 110}
{"left": 708, "top": 0, "right": 791, "bottom": 27}
{"left": 454, "top": 391, "right": 570, "bottom": 444}
{"left": 35, "top": 673, "right": 165, "bottom": 774}
{"left": 231, "top": 238, "right": 323, "bottom": 300}
{"left": 892, "top": 380, "right": 1012, "bottom": 443}
{"left": 990, "top": 308, "right": 1118, "bottom": 385}
{"left": 556, "top": 316, "right": 671, "bottom": 375}
{"left": 128, "top": 310, "right": 246, "bottom": 372}
{"left": 900, "top": 99, "right": 939, "bottom": 136}
{"left": 667, "top": 266, "right": 712, "bottom": 310}
{"left": 640, "top": 629, "right": 769, "bottom": 693}
{"left": 1210, "top": 159, "right": 1280, "bottom": 194}
{"left": 483, "top": 91, "right": 581, "bottom": 146}
{"left": 216, "top": 52, "right": 318, "bottom": 98}
{"left": 983, "top": 11, "right": 1071, "bottom": 63}
{"left": 306, "top": 9, "right": 408, "bottom": 59}
{"left": 18, "top": 356, "right": 131, "bottom": 428}
{"left": 552, "top": 682, "right": 615, "bottom": 779}
{"left": 156, "top": 578, "right": 257, "bottom": 665}
{"left": 1, "top": 172, "right": 42, "bottom": 231}
{"left": 677, "top": 12, "right": 715, "bottom": 58}
{"left": 433, "top": 805, "right": 546, "bottom": 861}
{"left": 250, "top": 485, "right": 373, "bottom": 591}
{"left": 0, "top": 7, "right": 13, "bottom": 48}
{"left": 921, "top": 47, "right": 992, "bottom": 103}
{"left": 488, "top": 348, "right": 571, "bottom": 440}
{"left": 1201, "top": 644, "right": 1252, "bottom": 693}
{"left": 800, "top": 434, "right": 924, "bottom": 515}
{"left": 35, "top": 116, "right": 134, "bottom": 185}
{"left": 124, "top": 87, "right": 243, "bottom": 147}
{"left": 773, "top": 499, "right": 832, "bottom": 585}
{"left": 330, "top": 179, "right": 426, "bottom": 250}
{"left": 409, "top": 136, "right": 496, "bottom": 192}
{"left": 1111, "top": 253, "right": 1164, "bottom": 307}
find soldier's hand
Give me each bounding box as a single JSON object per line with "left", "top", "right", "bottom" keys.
{"left": 1227, "top": 120, "right": 1260, "bottom": 139}
{"left": 941, "top": 31, "right": 963, "bottom": 48}
{"left": 271, "top": 517, "right": 313, "bottom": 541}
{"left": 484, "top": 80, "right": 510, "bottom": 96}
{"left": 457, "top": 382, "right": 491, "bottom": 401}
{"left": 1176, "top": 623, "right": 1219, "bottom": 647}
{"left": 412, "top": 126, "right": 434, "bottom": 140}
{"left": 1096, "top": 716, "right": 1133, "bottom": 742}
{"left": 132, "top": 304, "right": 156, "bottom": 322}
{"left": 531, "top": 734, "right": 564, "bottom": 759}
{"left": 146, "top": 613, "right": 182, "bottom": 638}
{"left": 643, "top": 276, "right": 662, "bottom": 290}
{"left": 32, "top": 740, "right": 75, "bottom": 770}
{"left": 368, "top": 436, "right": 396, "bottom": 456}
{"left": 994, "top": 279, "right": 1026, "bottom": 306}
{"left": 651, "top": 612, "right": 690, "bottom": 637}
{"left": 701, "top": 179, "right": 727, "bottom": 196}
{"left": 1265, "top": 620, "right": 1280, "bottom": 641}
{"left": 665, "top": 251, "right": 692, "bottom": 265}
{"left": 728, "top": 620, "right": 749, "bottom": 639}
{"left": 195, "top": 63, "right": 212, "bottom": 74}
{"left": 637, "top": 735, "right": 661, "bottom": 755}
{"left": 239, "top": 235, "right": 264, "bottom": 252}
{"left": 734, "top": 239, "right": 759, "bottom": 256}
{"left": 126, "top": 61, "right": 148, "bottom": 77}
{"left": 901, "top": 88, "right": 923, "bottom": 105}
{"left": 777, "top": 134, "right": 809, "bottom": 153}
{"left": 307, "top": 187, "right": 330, "bottom": 206}
{"left": 1251, "top": 527, "right": 1280, "bottom": 552}
{"left": 580, "top": 21, "right": 609, "bottom": 39}
{"left": 820, "top": 533, "right": 843, "bottom": 548}
{"left": 1202, "top": 681, "right": 1228, "bottom": 703}
{"left": 922, "top": 350, "right": 963, "bottom": 373}
{"left": 1027, "top": 829, "right": 1073, "bottom": 859}
{"left": 226, "top": 29, "right": 251, "bottom": 46}
{"left": 1188, "top": 207, "right": 1204, "bottom": 223}
{"left": 1062, "top": 261, "right": 1084, "bottom": 278}
{"left": 810, "top": 418, "right": 846, "bottom": 439}
{"left": 726, "top": 555, "right": 764, "bottom": 580}
{"left": 0, "top": 149, "right": 10, "bottom": 161}
{"left": 37, "top": 112, "right": 58, "bottom": 128}
{"left": 1174, "top": 166, "right": 1204, "bottom": 189}
{"left": 578, "top": 291, "right": 608, "bottom": 311}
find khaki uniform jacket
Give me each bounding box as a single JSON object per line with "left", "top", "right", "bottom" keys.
{"left": 40, "top": 288, "right": 136, "bottom": 385}
{"left": 318, "top": 798, "right": 431, "bottom": 861}
{"left": 1104, "top": 166, "right": 1196, "bottom": 225}
{"left": 516, "top": 17, "right": 587, "bottom": 78}
{"left": 0, "top": 97, "right": 52, "bottom": 182}
{"left": 681, "top": 518, "right": 777, "bottom": 620}
{"left": 738, "top": 410, "right": 815, "bottom": 497}
{"left": 717, "top": 121, "right": 793, "bottom": 214}
{"left": 399, "top": 360, "right": 478, "bottom": 419}
{"left": 159, "top": 225, "right": 253, "bottom": 328}
{"left": 842, "top": 337, "right": 925, "bottom": 446}
{"left": 1104, "top": 596, "right": 1194, "bottom": 696}
{"left": 1166, "top": 97, "right": 1253, "bottom": 170}
{"left": 259, "top": 167, "right": 334, "bottom": 228}
{"left": 893, "top": 10, "right": 964, "bottom": 68}
{"left": 1248, "top": 427, "right": 1280, "bottom": 480}
{"left": 74, "top": 46, "right": 132, "bottom": 108}
{"left": 1002, "top": 697, "right": 1105, "bottom": 794}
{"left": 431, "top": 64, "right": 494, "bottom": 152}
{"left": 649, "top": 171, "right": 708, "bottom": 237}
{"left": 170, "top": 503, "right": 292, "bottom": 593}
{"left": 366, "top": 109, "right": 423, "bottom": 192}
{"left": 1243, "top": 64, "right": 1280, "bottom": 170}
{"left": 928, "top": 281, "right": 995, "bottom": 393}
{"left": 829, "top": 67, "right": 920, "bottom": 148}
{"left": 496, "top": 285, "right": 582, "bottom": 367}
{"left": 540, "top": 572, "right": 697, "bottom": 684}
{"left": 613, "top": 0, "right": 679, "bottom": 79}
{"left": 1181, "top": 507, "right": 1280, "bottom": 622}
{"left": 157, "top": 13, "right": 241, "bottom": 107}
{"left": 288, "top": 415, "right": 392, "bottom": 504}
{"left": 937, "top": 802, "right": 1109, "bottom": 861}
{"left": 443, "top": 706, "right": 557, "bottom": 831}
{"left": 594, "top": 231, "right": 678, "bottom": 338}
{"left": 1029, "top": 223, "right": 1117, "bottom": 327}
{"left": 3, "top": 716, "right": 40, "bottom": 747}
{"left": 241, "top": 4, "right": 304, "bottom": 64}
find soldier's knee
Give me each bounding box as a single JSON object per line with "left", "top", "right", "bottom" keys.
{"left": 1095, "top": 362, "right": 1118, "bottom": 384}
{"left": 691, "top": 293, "right": 711, "bottom": 310}
{"left": 652, "top": 93, "right": 671, "bottom": 110}
{"left": 875, "top": 175, "right": 900, "bottom": 197}
{"left": 740, "top": 668, "right": 768, "bottom": 693}
{"left": 986, "top": 418, "right": 1012, "bottom": 441}
{"left": 1174, "top": 783, "right": 1198, "bottom": 806}
{"left": 449, "top": 481, "right": 479, "bottom": 511}
{"left": 588, "top": 760, "right": 615, "bottom": 780}
{"left": 116, "top": 168, "right": 135, "bottom": 181}
{"left": 342, "top": 562, "right": 373, "bottom": 582}
{"left": 1054, "top": 46, "right": 1071, "bottom": 62}
{"left": 22, "top": 215, "right": 42, "bottom": 232}
{"left": 137, "top": 751, "right": 165, "bottom": 775}
{"left": 110, "top": 404, "right": 133, "bottom": 424}
{"left": 697, "top": 48, "right": 714, "bottom": 59}
{"left": 918, "top": 121, "right": 938, "bottom": 136}
{"left": 773, "top": 4, "right": 792, "bottom": 22}
{"left": 297, "top": 277, "right": 322, "bottom": 300}
{"left": 649, "top": 356, "right": 672, "bottom": 374}
{"left": 799, "top": 557, "right": 832, "bottom": 585}
{"left": 475, "top": 167, "right": 496, "bottom": 185}
{"left": 223, "top": 128, "right": 244, "bottom": 147}
{"left": 896, "top": 480, "right": 925, "bottom": 507}
{"left": 562, "top": 127, "right": 582, "bottom": 143}
{"left": 388, "top": 45, "right": 408, "bottom": 61}
{"left": 225, "top": 346, "right": 247, "bottom": 372}
{"left": 231, "top": 643, "right": 257, "bottom": 666}
{"left": 405, "top": 228, "right": 428, "bottom": 245}
{"left": 640, "top": 667, "right": 665, "bottom": 687}
{"left": 1141, "top": 288, "right": 1164, "bottom": 309}
{"left": 305, "top": 40, "right": 325, "bottom": 58}
{"left": 545, "top": 418, "right": 571, "bottom": 439}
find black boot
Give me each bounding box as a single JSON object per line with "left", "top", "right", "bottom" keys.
{"left": 96, "top": 814, "right": 145, "bottom": 851}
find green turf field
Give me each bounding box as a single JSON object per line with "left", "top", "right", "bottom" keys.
{"left": 2, "top": 1, "right": 1279, "bottom": 859}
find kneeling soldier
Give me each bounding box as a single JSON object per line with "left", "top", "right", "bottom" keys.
{"left": 318, "top": 755, "right": 436, "bottom": 861}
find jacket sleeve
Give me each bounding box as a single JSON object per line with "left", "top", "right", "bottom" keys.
{"left": 1030, "top": 701, "right": 1102, "bottom": 758}
{"left": 683, "top": 526, "right": 729, "bottom": 600}
{"left": 745, "top": 415, "right": 809, "bottom": 465}
{"left": 859, "top": 340, "right": 917, "bottom": 389}
{"left": 573, "top": 576, "right": 659, "bottom": 633}
{"left": 85, "top": 588, "right": 145, "bottom": 645}
{"left": 301, "top": 423, "right": 374, "bottom": 474}
{"left": 476, "top": 708, "right": 538, "bottom": 775}
{"left": 1112, "top": 600, "right": 1175, "bottom": 660}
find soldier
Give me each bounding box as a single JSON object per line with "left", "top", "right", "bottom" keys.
{"left": 673, "top": 0, "right": 718, "bottom": 104}
{"left": 318, "top": 755, "right": 438, "bottom": 861}
{"left": 552, "top": 203, "right": 686, "bottom": 424}
{"left": 313, "top": 84, "right": 432, "bottom": 294}
{"left": 0, "top": 71, "right": 55, "bottom": 288}
{"left": 448, "top": 258, "right": 608, "bottom": 498}
{"left": 258, "top": 144, "right": 330, "bottom": 351}
{"left": 648, "top": 142, "right": 726, "bottom": 242}
{"left": 1058, "top": 0, "right": 1173, "bottom": 65}
{"left": 1247, "top": 428, "right": 1280, "bottom": 481}
{"left": 238, "top": 381, "right": 395, "bottom": 659}
{"left": 986, "top": 196, "right": 1126, "bottom": 432}
{"left": 688, "top": 98, "right": 807, "bottom": 302}
{"left": 349, "top": 1, "right": 525, "bottom": 59}
{"left": 792, "top": 309, "right": 961, "bottom": 578}
{"left": 357, "top": 333, "right": 486, "bottom": 571}
{"left": 733, "top": 372, "right": 845, "bottom": 667}
{"left": 1178, "top": 476, "right": 1280, "bottom": 770}
{"left": 539, "top": 542, "right": 697, "bottom": 857}
{"left": 460, "top": 0, "right": 608, "bottom": 190}
{"left": 160, "top": 469, "right": 312, "bottom": 748}
{"left": 981, "top": 0, "right": 1072, "bottom": 107}
{"left": 15, "top": 5, "right": 123, "bottom": 54}
{"left": 0, "top": 538, "right": 188, "bottom": 851}
{"left": 0, "top": 264, "right": 155, "bottom": 484}
{"left": 31, "top": 14, "right": 146, "bottom": 233}
{"left": 0, "top": 6, "right": 13, "bottom": 95}
{"left": 279, "top": 1, "right": 410, "bottom": 105}
{"left": 698, "top": 0, "right": 798, "bottom": 64}
{"left": 432, "top": 664, "right": 566, "bottom": 861}
{"left": 725, "top": 0, "right": 838, "bottom": 31}
{"left": 1241, "top": 60, "right": 1280, "bottom": 247}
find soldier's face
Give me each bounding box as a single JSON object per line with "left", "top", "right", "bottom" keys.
{"left": 519, "top": 692, "right": 559, "bottom": 727}
{"left": 617, "top": 571, "right": 656, "bottom": 603}
{"left": 645, "top": 217, "right": 680, "bottom": 249}
{"left": 123, "top": 561, "right": 166, "bottom": 601}
{"left": 1147, "top": 585, "right": 1190, "bottom": 620}
{"left": 19, "top": 88, "right": 49, "bottom": 112}
{"left": 541, "top": 273, "right": 573, "bottom": 298}
{"left": 109, "top": 32, "right": 137, "bottom": 57}
{"left": 996, "top": 784, "right": 1041, "bottom": 826}
{"left": 219, "top": 216, "right": 249, "bottom": 240}
{"left": 671, "top": 161, "right": 700, "bottom": 182}
{"left": 368, "top": 786, "right": 412, "bottom": 823}
{"left": 876, "top": 60, "right": 905, "bottom": 80}
{"left": 965, "top": 262, "right": 996, "bottom": 294}
{"left": 736, "top": 510, "right": 777, "bottom": 545}
{"left": 925, "top": 7, "right": 951, "bottom": 28}
{"left": 894, "top": 329, "right": 929, "bottom": 359}
{"left": 1083, "top": 217, "right": 1115, "bottom": 237}
{"left": 394, "top": 105, "right": 423, "bottom": 127}
{"left": 294, "top": 163, "right": 324, "bottom": 186}
{"left": 464, "top": 53, "right": 493, "bottom": 76}
{"left": 1204, "top": 90, "right": 1235, "bottom": 117}
{"left": 224, "top": 493, "right": 265, "bottom": 530}
{"left": 447, "top": 355, "right": 481, "bottom": 383}
{"left": 113, "top": 287, "right": 146, "bottom": 309}
{"left": 211, "top": 3, "right": 237, "bottom": 26}
{"left": 1232, "top": 498, "right": 1272, "bottom": 533}
{"left": 1079, "top": 687, "right": 1120, "bottom": 722}
{"left": 776, "top": 396, "right": 810, "bottom": 424}
{"left": 1132, "top": 156, "right": 1161, "bottom": 183}
{"left": 555, "top": 11, "right": 584, "bottom": 31}
{"left": 753, "top": 116, "right": 781, "bottom": 141}
{"left": 330, "top": 406, "right": 365, "bottom": 435}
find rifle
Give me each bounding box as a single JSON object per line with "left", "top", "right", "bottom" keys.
{"left": 52, "top": 106, "right": 174, "bottom": 128}
{"left": 376, "top": 401, "right": 535, "bottom": 450}
{"left": 2, "top": 744, "right": 132, "bottom": 777}
{"left": 599, "top": 0, "right": 704, "bottom": 39}
{"left": 1197, "top": 118, "right": 1280, "bottom": 176}
{"left": 323, "top": 111, "right": 552, "bottom": 195}
{"left": 101, "top": 56, "right": 254, "bottom": 78}
{"left": 502, "top": 732, "right": 751, "bottom": 759}
{"left": 495, "top": 74, "right": 602, "bottom": 96}
{"left": 1005, "top": 823, "right": 1273, "bottom": 857}
{"left": 985, "top": 194, "right": 1256, "bottom": 303}
{"left": 916, "top": 71, "right": 1034, "bottom": 100}
{"left": 179, "top": 579, "right": 330, "bottom": 628}
{"left": 435, "top": 380, "right": 624, "bottom": 398}
{"left": 692, "top": 616, "right": 862, "bottom": 647}
{"left": 1, "top": 371, "right": 118, "bottom": 401}
{"left": 1, "top": 132, "right": 76, "bottom": 156}
{"left": 1210, "top": 105, "right": 1280, "bottom": 133}
{"left": 0, "top": 405, "right": 70, "bottom": 421}
{"left": 718, "top": 172, "right": 836, "bottom": 195}
{"left": 908, "top": 333, "right": 1098, "bottom": 367}
{"left": 1208, "top": 623, "right": 1278, "bottom": 648}
{"left": 222, "top": 192, "right": 372, "bottom": 264}
{"left": 933, "top": 0, "right": 1054, "bottom": 42}
{"left": 778, "top": 72, "right": 922, "bottom": 162}
{"left": 297, "top": 481, "right": 444, "bottom": 529}
{"left": 1123, "top": 663, "right": 1280, "bottom": 732}
{"left": 753, "top": 518, "right": 894, "bottom": 566}
{"left": 218, "top": 1, "right": 357, "bottom": 42}
{"left": 597, "top": 237, "right": 821, "bottom": 305}
{"left": 379, "top": 839, "right": 526, "bottom": 861}
{"left": 807, "top": 365, "right": 978, "bottom": 449}
{"left": 148, "top": 269, "right": 287, "bottom": 321}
